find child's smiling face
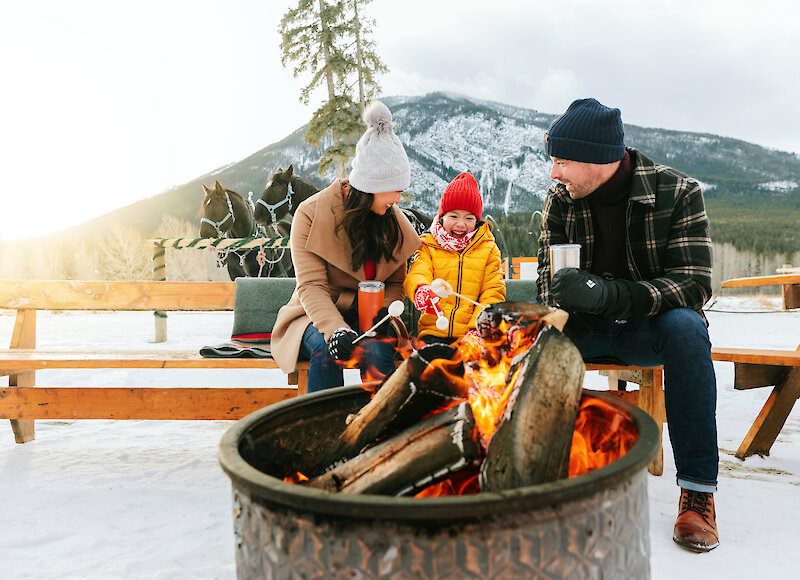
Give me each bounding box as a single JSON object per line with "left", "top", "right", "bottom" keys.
{"left": 441, "top": 209, "right": 478, "bottom": 238}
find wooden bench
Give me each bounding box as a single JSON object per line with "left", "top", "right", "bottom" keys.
{"left": 1, "top": 277, "right": 667, "bottom": 476}
{"left": 711, "top": 346, "right": 800, "bottom": 459}
{"left": 0, "top": 280, "right": 309, "bottom": 444}
{"left": 721, "top": 274, "right": 800, "bottom": 310}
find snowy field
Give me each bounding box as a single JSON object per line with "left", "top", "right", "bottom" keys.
{"left": 1, "top": 297, "right": 799, "bottom": 580}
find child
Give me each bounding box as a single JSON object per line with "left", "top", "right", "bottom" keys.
{"left": 404, "top": 172, "right": 506, "bottom": 345}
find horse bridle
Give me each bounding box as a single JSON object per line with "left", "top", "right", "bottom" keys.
{"left": 200, "top": 190, "right": 237, "bottom": 237}
{"left": 255, "top": 185, "right": 292, "bottom": 234}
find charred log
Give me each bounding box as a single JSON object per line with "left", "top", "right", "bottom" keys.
{"left": 308, "top": 403, "right": 479, "bottom": 495}
{"left": 480, "top": 325, "right": 585, "bottom": 491}
{"left": 312, "top": 344, "right": 465, "bottom": 475}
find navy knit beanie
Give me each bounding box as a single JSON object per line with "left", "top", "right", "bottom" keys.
{"left": 544, "top": 98, "right": 625, "bottom": 164}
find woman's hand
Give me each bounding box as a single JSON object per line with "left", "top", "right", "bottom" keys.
{"left": 370, "top": 307, "right": 397, "bottom": 337}
{"left": 327, "top": 327, "right": 358, "bottom": 361}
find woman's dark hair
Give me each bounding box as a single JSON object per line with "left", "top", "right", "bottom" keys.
{"left": 337, "top": 186, "right": 403, "bottom": 271}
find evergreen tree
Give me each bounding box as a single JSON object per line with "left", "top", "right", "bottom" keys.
{"left": 346, "top": 0, "right": 387, "bottom": 114}
{"left": 279, "top": 0, "right": 386, "bottom": 177}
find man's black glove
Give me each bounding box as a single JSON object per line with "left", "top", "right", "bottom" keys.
{"left": 551, "top": 268, "right": 633, "bottom": 319}
{"left": 327, "top": 327, "right": 358, "bottom": 361}
{"left": 370, "top": 307, "right": 397, "bottom": 337}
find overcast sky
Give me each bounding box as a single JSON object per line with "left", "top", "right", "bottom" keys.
{"left": 3, "top": 0, "right": 799, "bottom": 239}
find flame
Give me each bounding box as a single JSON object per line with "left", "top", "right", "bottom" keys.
{"left": 284, "top": 471, "right": 308, "bottom": 484}
{"left": 568, "top": 396, "right": 637, "bottom": 477}
{"left": 466, "top": 364, "right": 521, "bottom": 443}
{"left": 300, "top": 313, "right": 637, "bottom": 498}
{"left": 458, "top": 316, "right": 542, "bottom": 443}
{"left": 414, "top": 469, "right": 480, "bottom": 497}
{"left": 419, "top": 353, "right": 469, "bottom": 397}
{"left": 338, "top": 335, "right": 402, "bottom": 385}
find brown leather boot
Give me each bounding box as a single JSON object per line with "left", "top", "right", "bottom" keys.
{"left": 673, "top": 488, "right": 719, "bottom": 552}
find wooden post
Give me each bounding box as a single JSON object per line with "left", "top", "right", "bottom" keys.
{"left": 735, "top": 368, "right": 800, "bottom": 459}
{"left": 639, "top": 368, "right": 665, "bottom": 476}
{"left": 152, "top": 242, "right": 167, "bottom": 343}
{"left": 598, "top": 365, "right": 665, "bottom": 476}
{"left": 783, "top": 282, "right": 800, "bottom": 310}
{"left": 9, "top": 309, "right": 36, "bottom": 443}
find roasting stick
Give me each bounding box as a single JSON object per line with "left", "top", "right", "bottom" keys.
{"left": 430, "top": 278, "right": 486, "bottom": 309}
{"left": 352, "top": 300, "right": 405, "bottom": 344}
{"left": 430, "top": 298, "right": 449, "bottom": 330}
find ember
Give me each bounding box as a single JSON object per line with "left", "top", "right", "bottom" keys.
{"left": 283, "top": 471, "right": 308, "bottom": 484}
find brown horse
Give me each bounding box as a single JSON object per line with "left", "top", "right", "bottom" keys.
{"left": 199, "top": 180, "right": 289, "bottom": 279}
{"left": 253, "top": 164, "right": 319, "bottom": 231}
{"left": 254, "top": 164, "right": 433, "bottom": 236}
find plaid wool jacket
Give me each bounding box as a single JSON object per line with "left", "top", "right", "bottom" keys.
{"left": 536, "top": 148, "right": 712, "bottom": 322}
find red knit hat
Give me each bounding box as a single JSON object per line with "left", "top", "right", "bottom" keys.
{"left": 438, "top": 172, "right": 483, "bottom": 220}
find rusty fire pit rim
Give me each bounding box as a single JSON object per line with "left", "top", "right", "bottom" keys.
{"left": 218, "top": 385, "right": 659, "bottom": 522}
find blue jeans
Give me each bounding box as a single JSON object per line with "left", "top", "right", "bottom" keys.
{"left": 298, "top": 309, "right": 397, "bottom": 393}
{"left": 568, "top": 308, "right": 718, "bottom": 492}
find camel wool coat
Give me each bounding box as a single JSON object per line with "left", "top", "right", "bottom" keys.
{"left": 271, "top": 180, "right": 421, "bottom": 373}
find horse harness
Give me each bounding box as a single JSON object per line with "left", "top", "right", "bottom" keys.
{"left": 202, "top": 189, "right": 290, "bottom": 277}
{"left": 200, "top": 190, "right": 238, "bottom": 237}
{"left": 255, "top": 186, "right": 292, "bottom": 235}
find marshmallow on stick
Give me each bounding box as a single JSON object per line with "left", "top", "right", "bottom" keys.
{"left": 430, "top": 278, "right": 486, "bottom": 309}
{"left": 352, "top": 300, "right": 405, "bottom": 344}
{"left": 430, "top": 298, "right": 449, "bottom": 330}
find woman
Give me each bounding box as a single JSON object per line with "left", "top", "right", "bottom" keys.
{"left": 271, "top": 101, "right": 421, "bottom": 392}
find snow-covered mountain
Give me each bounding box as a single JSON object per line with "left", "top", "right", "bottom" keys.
{"left": 61, "top": 92, "right": 800, "bottom": 237}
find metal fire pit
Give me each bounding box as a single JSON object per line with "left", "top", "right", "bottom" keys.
{"left": 219, "top": 386, "right": 659, "bottom": 580}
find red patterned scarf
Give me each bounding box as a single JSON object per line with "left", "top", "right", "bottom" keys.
{"left": 430, "top": 219, "right": 477, "bottom": 253}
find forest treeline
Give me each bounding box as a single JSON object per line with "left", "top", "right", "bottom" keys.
{"left": 488, "top": 206, "right": 800, "bottom": 258}
{"left": 1, "top": 213, "right": 797, "bottom": 299}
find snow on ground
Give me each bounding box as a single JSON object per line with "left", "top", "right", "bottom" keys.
{"left": 1, "top": 298, "right": 799, "bottom": 579}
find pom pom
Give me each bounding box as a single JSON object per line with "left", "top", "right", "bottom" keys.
{"left": 388, "top": 300, "right": 405, "bottom": 317}
{"left": 435, "top": 316, "right": 449, "bottom": 330}
{"left": 363, "top": 101, "right": 392, "bottom": 134}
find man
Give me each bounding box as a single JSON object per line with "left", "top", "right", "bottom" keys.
{"left": 537, "top": 98, "right": 719, "bottom": 553}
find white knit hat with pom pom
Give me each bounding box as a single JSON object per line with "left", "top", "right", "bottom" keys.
{"left": 348, "top": 101, "right": 410, "bottom": 194}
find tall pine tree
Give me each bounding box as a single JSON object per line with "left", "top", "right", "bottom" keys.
{"left": 280, "top": 0, "right": 386, "bottom": 177}
{"left": 346, "top": 0, "right": 387, "bottom": 113}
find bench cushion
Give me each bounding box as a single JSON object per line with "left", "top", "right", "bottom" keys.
{"left": 229, "top": 277, "right": 297, "bottom": 342}
{"left": 505, "top": 279, "right": 538, "bottom": 303}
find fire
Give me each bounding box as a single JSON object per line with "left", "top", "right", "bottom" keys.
{"left": 568, "top": 396, "right": 637, "bottom": 477}
{"left": 466, "top": 364, "right": 520, "bottom": 442}
{"left": 419, "top": 353, "right": 468, "bottom": 397}
{"left": 414, "top": 469, "right": 480, "bottom": 497}
{"left": 460, "top": 316, "right": 542, "bottom": 442}
{"left": 339, "top": 335, "right": 401, "bottom": 387}
{"left": 312, "top": 310, "right": 637, "bottom": 499}
{"left": 284, "top": 471, "right": 308, "bottom": 484}
{"left": 414, "top": 318, "right": 637, "bottom": 497}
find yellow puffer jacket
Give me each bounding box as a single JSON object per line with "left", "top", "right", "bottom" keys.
{"left": 404, "top": 222, "right": 506, "bottom": 339}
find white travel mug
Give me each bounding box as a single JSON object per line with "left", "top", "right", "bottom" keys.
{"left": 549, "top": 244, "right": 581, "bottom": 280}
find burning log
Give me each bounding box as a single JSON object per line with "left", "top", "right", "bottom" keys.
{"left": 307, "top": 403, "right": 479, "bottom": 495}
{"left": 306, "top": 300, "right": 587, "bottom": 496}
{"left": 312, "top": 344, "right": 466, "bottom": 475}
{"left": 480, "top": 325, "right": 585, "bottom": 491}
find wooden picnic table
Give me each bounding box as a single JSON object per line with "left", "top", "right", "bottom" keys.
{"left": 721, "top": 274, "right": 800, "bottom": 310}
{"left": 714, "top": 271, "right": 800, "bottom": 458}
